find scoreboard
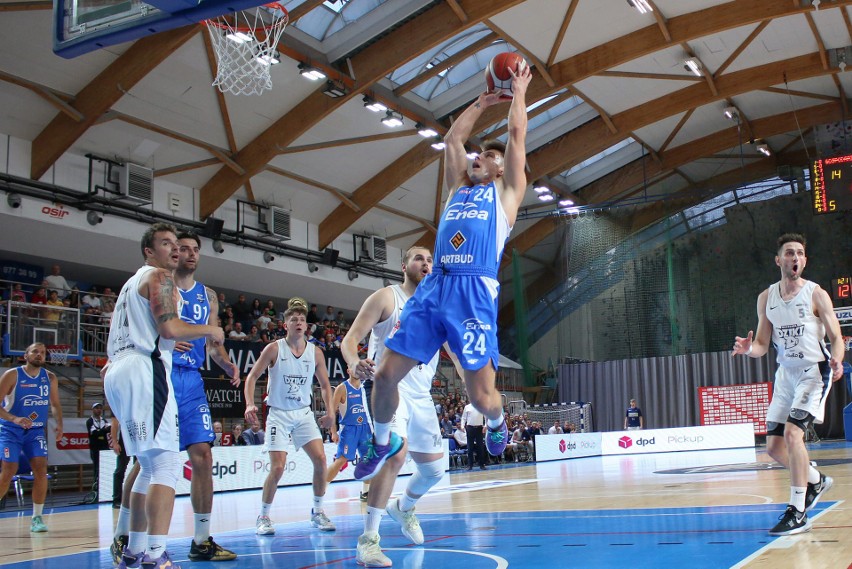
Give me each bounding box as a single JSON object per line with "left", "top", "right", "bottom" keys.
{"left": 812, "top": 154, "right": 852, "bottom": 215}
{"left": 832, "top": 276, "right": 851, "bottom": 302}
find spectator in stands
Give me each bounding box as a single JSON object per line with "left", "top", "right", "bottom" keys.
{"left": 10, "top": 283, "right": 26, "bottom": 302}
{"left": 259, "top": 323, "right": 273, "bottom": 344}
{"left": 256, "top": 309, "right": 272, "bottom": 330}
{"left": 547, "top": 420, "right": 563, "bottom": 435}
{"left": 31, "top": 286, "right": 48, "bottom": 305}
{"left": 45, "top": 290, "right": 63, "bottom": 325}
{"left": 272, "top": 320, "right": 287, "bottom": 340}
{"left": 439, "top": 414, "right": 454, "bottom": 438}
{"left": 246, "top": 324, "right": 261, "bottom": 343}
{"left": 242, "top": 423, "right": 264, "bottom": 446}
{"left": 264, "top": 300, "right": 276, "bottom": 319}
{"left": 564, "top": 421, "right": 577, "bottom": 433}
{"left": 82, "top": 286, "right": 102, "bottom": 323}
{"left": 231, "top": 423, "right": 247, "bottom": 446}
{"left": 212, "top": 421, "right": 224, "bottom": 446}
{"left": 336, "top": 311, "right": 348, "bottom": 330}
{"left": 217, "top": 292, "right": 229, "bottom": 323}
{"left": 250, "top": 298, "right": 263, "bottom": 323}
{"left": 306, "top": 304, "right": 319, "bottom": 325}
{"left": 100, "top": 287, "right": 116, "bottom": 322}
{"left": 221, "top": 306, "right": 235, "bottom": 331}
{"left": 67, "top": 286, "right": 81, "bottom": 309}
{"left": 44, "top": 264, "right": 71, "bottom": 299}
{"left": 231, "top": 294, "right": 251, "bottom": 329}
{"left": 510, "top": 424, "right": 529, "bottom": 461}
{"left": 324, "top": 305, "right": 335, "bottom": 321}
{"left": 434, "top": 399, "right": 443, "bottom": 416}
{"left": 229, "top": 322, "right": 247, "bottom": 341}
{"left": 322, "top": 331, "right": 340, "bottom": 351}
{"left": 452, "top": 422, "right": 467, "bottom": 450}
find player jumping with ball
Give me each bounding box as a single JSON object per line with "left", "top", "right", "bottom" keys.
{"left": 354, "top": 60, "right": 533, "bottom": 486}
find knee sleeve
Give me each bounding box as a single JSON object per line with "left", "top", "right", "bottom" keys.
{"left": 406, "top": 458, "right": 444, "bottom": 497}
{"left": 131, "top": 454, "right": 153, "bottom": 496}
{"left": 786, "top": 409, "right": 814, "bottom": 432}
{"left": 143, "top": 449, "right": 180, "bottom": 490}
{"left": 765, "top": 422, "right": 785, "bottom": 437}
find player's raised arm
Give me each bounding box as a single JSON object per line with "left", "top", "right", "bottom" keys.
{"left": 444, "top": 91, "right": 506, "bottom": 192}
{"left": 500, "top": 65, "right": 532, "bottom": 224}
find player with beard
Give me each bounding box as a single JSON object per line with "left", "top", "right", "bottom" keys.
{"left": 732, "top": 233, "right": 843, "bottom": 536}
{"left": 0, "top": 343, "right": 63, "bottom": 533}
{"left": 341, "top": 246, "right": 448, "bottom": 567}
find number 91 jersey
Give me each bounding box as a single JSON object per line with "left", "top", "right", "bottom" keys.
{"left": 175, "top": 281, "right": 210, "bottom": 370}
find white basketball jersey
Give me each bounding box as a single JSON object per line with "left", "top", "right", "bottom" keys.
{"left": 267, "top": 338, "right": 316, "bottom": 410}
{"left": 369, "top": 285, "right": 438, "bottom": 397}
{"left": 766, "top": 280, "right": 829, "bottom": 368}
{"left": 107, "top": 266, "right": 175, "bottom": 360}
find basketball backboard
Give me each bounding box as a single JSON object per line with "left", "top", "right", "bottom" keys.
{"left": 54, "top": 0, "right": 274, "bottom": 58}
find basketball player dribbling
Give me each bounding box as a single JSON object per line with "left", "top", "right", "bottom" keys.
{"left": 732, "top": 233, "right": 844, "bottom": 536}
{"left": 354, "top": 64, "right": 533, "bottom": 483}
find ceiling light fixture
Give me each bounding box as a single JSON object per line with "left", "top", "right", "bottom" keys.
{"left": 683, "top": 58, "right": 703, "bottom": 77}
{"left": 538, "top": 193, "right": 555, "bottom": 202}
{"left": 381, "top": 110, "right": 404, "bottom": 128}
{"left": 533, "top": 183, "right": 550, "bottom": 194}
{"left": 416, "top": 123, "right": 438, "bottom": 138}
{"left": 723, "top": 105, "right": 740, "bottom": 121}
{"left": 225, "top": 31, "right": 252, "bottom": 44}
{"left": 363, "top": 96, "right": 387, "bottom": 113}
{"left": 627, "top": 0, "right": 652, "bottom": 13}
{"left": 558, "top": 198, "right": 574, "bottom": 206}
{"left": 255, "top": 48, "right": 279, "bottom": 66}
{"left": 298, "top": 62, "right": 326, "bottom": 81}
{"left": 322, "top": 79, "right": 347, "bottom": 98}
{"left": 431, "top": 136, "right": 446, "bottom": 150}
{"left": 756, "top": 143, "right": 771, "bottom": 157}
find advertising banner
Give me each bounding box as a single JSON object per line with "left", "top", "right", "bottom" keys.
{"left": 202, "top": 341, "right": 348, "bottom": 383}
{"left": 534, "top": 432, "right": 602, "bottom": 462}
{"left": 600, "top": 423, "right": 754, "bottom": 456}
{"left": 99, "top": 440, "right": 450, "bottom": 501}
{"left": 46, "top": 417, "right": 91, "bottom": 466}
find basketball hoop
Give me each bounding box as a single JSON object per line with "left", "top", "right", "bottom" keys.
{"left": 204, "top": 3, "right": 289, "bottom": 96}
{"left": 844, "top": 335, "right": 852, "bottom": 352}
{"left": 46, "top": 344, "right": 71, "bottom": 365}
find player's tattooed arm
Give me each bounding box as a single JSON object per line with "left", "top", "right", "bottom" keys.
{"left": 150, "top": 269, "right": 180, "bottom": 324}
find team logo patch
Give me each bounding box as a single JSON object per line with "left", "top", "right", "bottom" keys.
{"left": 450, "top": 231, "right": 466, "bottom": 250}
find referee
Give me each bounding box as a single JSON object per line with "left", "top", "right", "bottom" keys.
{"left": 461, "top": 402, "right": 487, "bottom": 470}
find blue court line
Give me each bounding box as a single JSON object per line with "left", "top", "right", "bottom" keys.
{"left": 0, "top": 502, "right": 838, "bottom": 569}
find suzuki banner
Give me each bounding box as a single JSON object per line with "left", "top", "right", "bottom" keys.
{"left": 600, "top": 423, "right": 754, "bottom": 456}
{"left": 46, "top": 417, "right": 91, "bottom": 466}
{"left": 98, "top": 440, "right": 450, "bottom": 501}
{"left": 535, "top": 432, "right": 602, "bottom": 462}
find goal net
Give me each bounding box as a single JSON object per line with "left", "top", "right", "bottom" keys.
{"left": 508, "top": 400, "right": 594, "bottom": 432}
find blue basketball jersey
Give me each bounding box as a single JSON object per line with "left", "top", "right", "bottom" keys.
{"left": 175, "top": 281, "right": 210, "bottom": 370}
{"left": 1, "top": 367, "right": 51, "bottom": 429}
{"left": 434, "top": 181, "right": 511, "bottom": 276}
{"left": 339, "top": 379, "right": 368, "bottom": 427}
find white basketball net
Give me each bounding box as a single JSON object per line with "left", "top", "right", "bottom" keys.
{"left": 47, "top": 345, "right": 70, "bottom": 365}
{"left": 205, "top": 3, "right": 289, "bottom": 96}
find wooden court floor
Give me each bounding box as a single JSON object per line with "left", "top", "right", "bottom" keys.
{"left": 1, "top": 442, "right": 850, "bottom": 568}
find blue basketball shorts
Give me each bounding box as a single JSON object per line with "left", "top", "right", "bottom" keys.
{"left": 171, "top": 366, "right": 215, "bottom": 451}
{"left": 0, "top": 425, "right": 47, "bottom": 461}
{"left": 336, "top": 423, "right": 372, "bottom": 461}
{"left": 386, "top": 272, "right": 500, "bottom": 371}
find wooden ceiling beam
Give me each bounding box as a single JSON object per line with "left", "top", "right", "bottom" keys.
{"left": 278, "top": 130, "right": 418, "bottom": 154}
{"left": 598, "top": 70, "right": 702, "bottom": 82}
{"left": 318, "top": 140, "right": 438, "bottom": 248}
{"left": 0, "top": 70, "right": 82, "bottom": 122}
{"left": 658, "top": 109, "right": 694, "bottom": 153}
{"left": 805, "top": 12, "right": 829, "bottom": 70}
{"left": 445, "top": 0, "right": 469, "bottom": 23}
{"left": 264, "top": 164, "right": 360, "bottom": 212}
{"left": 155, "top": 158, "right": 221, "bottom": 177}
{"left": 30, "top": 25, "right": 199, "bottom": 180}
{"left": 761, "top": 86, "right": 837, "bottom": 102}
{"left": 647, "top": 1, "right": 671, "bottom": 42}
{"left": 570, "top": 85, "right": 617, "bottom": 134}
{"left": 199, "top": 0, "right": 526, "bottom": 219}
{"left": 546, "top": 0, "right": 579, "bottom": 68}
{"left": 375, "top": 203, "right": 437, "bottom": 232}
{"left": 485, "top": 19, "right": 555, "bottom": 88}
{"left": 713, "top": 20, "right": 769, "bottom": 78}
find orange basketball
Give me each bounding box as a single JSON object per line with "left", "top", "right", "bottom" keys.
{"left": 485, "top": 52, "right": 527, "bottom": 98}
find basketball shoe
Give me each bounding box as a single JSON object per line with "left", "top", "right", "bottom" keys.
{"left": 354, "top": 433, "right": 403, "bottom": 481}
{"left": 111, "top": 535, "right": 128, "bottom": 566}
{"left": 310, "top": 510, "right": 336, "bottom": 531}
{"left": 805, "top": 473, "right": 833, "bottom": 512}
{"left": 485, "top": 417, "right": 509, "bottom": 457}
{"left": 386, "top": 498, "right": 423, "bottom": 544}
{"left": 140, "top": 550, "right": 181, "bottom": 569}
{"left": 30, "top": 515, "right": 47, "bottom": 533}
{"left": 256, "top": 515, "right": 275, "bottom": 535}
{"left": 117, "top": 550, "right": 143, "bottom": 569}
{"left": 188, "top": 536, "right": 237, "bottom": 561}
{"left": 768, "top": 505, "right": 811, "bottom": 536}
{"left": 356, "top": 533, "right": 391, "bottom": 567}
